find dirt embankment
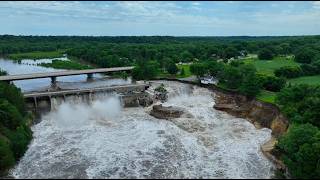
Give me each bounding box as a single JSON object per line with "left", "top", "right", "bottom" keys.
{"left": 154, "top": 78, "right": 288, "bottom": 171}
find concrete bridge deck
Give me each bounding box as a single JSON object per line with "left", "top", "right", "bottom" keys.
{"left": 0, "top": 66, "right": 134, "bottom": 82}
{"left": 23, "top": 84, "right": 149, "bottom": 98}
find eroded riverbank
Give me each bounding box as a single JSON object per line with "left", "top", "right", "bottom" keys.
{"left": 10, "top": 80, "right": 275, "bottom": 179}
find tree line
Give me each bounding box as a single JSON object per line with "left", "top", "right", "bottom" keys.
{"left": 0, "top": 70, "right": 32, "bottom": 174}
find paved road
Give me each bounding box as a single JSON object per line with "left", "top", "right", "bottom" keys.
{"left": 0, "top": 66, "right": 134, "bottom": 81}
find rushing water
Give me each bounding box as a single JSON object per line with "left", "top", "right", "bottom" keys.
{"left": 10, "top": 80, "right": 275, "bottom": 179}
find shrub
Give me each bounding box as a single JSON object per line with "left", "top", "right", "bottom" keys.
{"left": 294, "top": 48, "right": 317, "bottom": 64}
{"left": 166, "top": 61, "right": 179, "bottom": 75}
{"left": 258, "top": 48, "right": 274, "bottom": 60}
{"left": 0, "top": 138, "right": 15, "bottom": 171}
{"left": 277, "top": 124, "right": 320, "bottom": 179}
{"left": 258, "top": 74, "right": 286, "bottom": 92}
{"left": 274, "top": 66, "right": 303, "bottom": 78}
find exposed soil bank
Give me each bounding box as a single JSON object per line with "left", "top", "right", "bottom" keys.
{"left": 154, "top": 78, "right": 288, "bottom": 172}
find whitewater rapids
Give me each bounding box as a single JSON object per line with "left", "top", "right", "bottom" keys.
{"left": 11, "top": 81, "right": 274, "bottom": 179}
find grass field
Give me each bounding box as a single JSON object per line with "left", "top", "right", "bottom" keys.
{"left": 176, "top": 64, "right": 192, "bottom": 78}
{"left": 256, "top": 90, "right": 277, "bottom": 104}
{"left": 288, "top": 75, "right": 320, "bottom": 86}
{"left": 243, "top": 56, "right": 299, "bottom": 75}
{"left": 9, "top": 50, "right": 65, "bottom": 60}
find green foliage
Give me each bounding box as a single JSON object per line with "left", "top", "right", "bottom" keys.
{"left": 180, "top": 67, "right": 185, "bottom": 76}
{"left": 9, "top": 50, "right": 64, "bottom": 60}
{"left": 39, "top": 60, "right": 91, "bottom": 70}
{"left": 0, "top": 137, "right": 15, "bottom": 171}
{"left": 223, "top": 47, "right": 239, "bottom": 59}
{"left": 155, "top": 83, "right": 167, "bottom": 93}
{"left": 132, "top": 60, "right": 159, "bottom": 80}
{"left": 258, "top": 48, "right": 274, "bottom": 60}
{"left": 166, "top": 61, "right": 179, "bottom": 75}
{"left": 274, "top": 66, "right": 303, "bottom": 78}
{"left": 190, "top": 63, "right": 207, "bottom": 77}
{"left": 289, "top": 75, "right": 320, "bottom": 86}
{"left": 276, "top": 85, "right": 320, "bottom": 127}
{"left": 294, "top": 48, "right": 317, "bottom": 64}
{"left": 0, "top": 69, "right": 7, "bottom": 76}
{"left": 219, "top": 64, "right": 262, "bottom": 96}
{"left": 0, "top": 82, "right": 32, "bottom": 172}
{"left": 0, "top": 100, "right": 24, "bottom": 130}
{"left": 0, "top": 82, "right": 26, "bottom": 116}
{"left": 243, "top": 56, "right": 299, "bottom": 76}
{"left": 258, "top": 74, "right": 286, "bottom": 92}
{"left": 277, "top": 124, "right": 320, "bottom": 179}
{"left": 239, "top": 73, "right": 262, "bottom": 96}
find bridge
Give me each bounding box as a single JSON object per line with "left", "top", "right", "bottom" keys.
{"left": 0, "top": 66, "right": 134, "bottom": 83}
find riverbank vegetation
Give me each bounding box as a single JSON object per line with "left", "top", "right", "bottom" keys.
{"left": 39, "top": 59, "right": 92, "bottom": 70}
{"left": 0, "top": 70, "right": 32, "bottom": 175}
{"left": 0, "top": 35, "right": 320, "bottom": 178}
{"left": 8, "top": 50, "right": 65, "bottom": 60}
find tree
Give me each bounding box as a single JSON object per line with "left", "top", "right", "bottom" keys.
{"left": 239, "top": 74, "right": 262, "bottom": 96}
{"left": 277, "top": 124, "right": 320, "bottom": 179}
{"left": 258, "top": 75, "right": 286, "bottom": 92}
{"left": 258, "top": 48, "right": 274, "bottom": 60}
{"left": 166, "top": 61, "right": 179, "bottom": 75}
{"left": 220, "top": 65, "right": 241, "bottom": 89}
{"left": 190, "top": 63, "right": 207, "bottom": 78}
{"left": 294, "top": 48, "right": 317, "bottom": 64}
{"left": 223, "top": 47, "right": 239, "bottom": 59}
{"left": 0, "top": 69, "right": 7, "bottom": 76}
{"left": 132, "top": 60, "right": 159, "bottom": 80}
{"left": 274, "top": 66, "right": 303, "bottom": 78}
{"left": 180, "top": 68, "right": 185, "bottom": 76}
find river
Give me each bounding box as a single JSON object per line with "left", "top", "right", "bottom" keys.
{"left": 0, "top": 58, "right": 275, "bottom": 178}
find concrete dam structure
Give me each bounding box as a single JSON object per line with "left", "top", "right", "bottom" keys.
{"left": 24, "top": 84, "right": 152, "bottom": 114}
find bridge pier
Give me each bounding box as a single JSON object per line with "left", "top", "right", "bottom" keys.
{"left": 51, "top": 76, "right": 58, "bottom": 89}
{"left": 87, "top": 73, "right": 94, "bottom": 82}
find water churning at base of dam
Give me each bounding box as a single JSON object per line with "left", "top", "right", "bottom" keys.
{"left": 10, "top": 81, "right": 275, "bottom": 179}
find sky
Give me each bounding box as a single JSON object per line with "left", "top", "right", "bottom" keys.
{"left": 0, "top": 1, "right": 319, "bottom": 36}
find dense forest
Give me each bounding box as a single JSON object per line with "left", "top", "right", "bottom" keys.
{"left": 0, "top": 35, "right": 320, "bottom": 178}
{"left": 0, "top": 71, "right": 32, "bottom": 174}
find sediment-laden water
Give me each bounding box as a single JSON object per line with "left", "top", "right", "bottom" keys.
{"left": 10, "top": 80, "right": 275, "bottom": 179}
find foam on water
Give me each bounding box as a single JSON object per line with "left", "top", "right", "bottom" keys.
{"left": 11, "top": 81, "right": 275, "bottom": 179}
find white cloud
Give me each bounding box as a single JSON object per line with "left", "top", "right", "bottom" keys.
{"left": 192, "top": 2, "right": 200, "bottom": 6}
{"left": 313, "top": 1, "right": 320, "bottom": 9}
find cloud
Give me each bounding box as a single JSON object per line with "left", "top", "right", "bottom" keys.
{"left": 0, "top": 1, "right": 319, "bottom": 36}
{"left": 313, "top": 1, "right": 320, "bottom": 9}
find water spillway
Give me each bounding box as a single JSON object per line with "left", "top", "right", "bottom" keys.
{"left": 11, "top": 80, "right": 275, "bottom": 179}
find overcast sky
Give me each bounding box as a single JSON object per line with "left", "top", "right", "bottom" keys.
{"left": 0, "top": 1, "right": 319, "bottom": 36}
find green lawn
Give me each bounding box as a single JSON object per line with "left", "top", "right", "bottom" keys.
{"left": 176, "top": 64, "right": 192, "bottom": 78}
{"left": 157, "top": 64, "right": 192, "bottom": 78}
{"left": 9, "top": 50, "right": 65, "bottom": 60}
{"left": 243, "top": 56, "right": 299, "bottom": 75}
{"left": 288, "top": 75, "right": 320, "bottom": 86}
{"left": 256, "top": 90, "right": 277, "bottom": 104}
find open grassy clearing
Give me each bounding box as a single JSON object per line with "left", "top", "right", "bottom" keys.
{"left": 243, "top": 56, "right": 299, "bottom": 75}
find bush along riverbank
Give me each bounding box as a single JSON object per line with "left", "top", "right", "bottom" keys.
{"left": 154, "top": 77, "right": 319, "bottom": 179}
{"left": 0, "top": 74, "right": 33, "bottom": 176}
{"left": 8, "top": 50, "right": 65, "bottom": 60}
{"left": 39, "top": 59, "right": 92, "bottom": 70}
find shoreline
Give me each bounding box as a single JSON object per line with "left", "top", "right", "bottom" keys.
{"left": 153, "top": 77, "right": 288, "bottom": 174}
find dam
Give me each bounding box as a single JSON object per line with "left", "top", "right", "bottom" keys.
{"left": 0, "top": 59, "right": 275, "bottom": 178}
